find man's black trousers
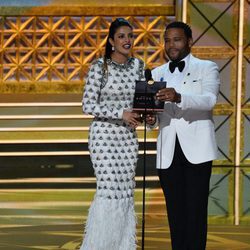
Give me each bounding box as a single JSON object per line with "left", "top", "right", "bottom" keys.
{"left": 158, "top": 136, "right": 212, "bottom": 250}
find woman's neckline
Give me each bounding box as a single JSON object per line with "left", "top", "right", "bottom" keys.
{"left": 107, "top": 57, "right": 133, "bottom": 67}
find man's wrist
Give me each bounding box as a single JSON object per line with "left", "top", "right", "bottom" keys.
{"left": 175, "top": 92, "right": 181, "bottom": 103}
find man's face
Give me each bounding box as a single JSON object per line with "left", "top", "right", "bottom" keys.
{"left": 164, "top": 28, "right": 192, "bottom": 62}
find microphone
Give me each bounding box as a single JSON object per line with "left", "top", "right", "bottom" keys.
{"left": 144, "top": 68, "right": 154, "bottom": 85}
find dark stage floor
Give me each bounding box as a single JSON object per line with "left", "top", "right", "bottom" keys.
{"left": 0, "top": 178, "right": 249, "bottom": 250}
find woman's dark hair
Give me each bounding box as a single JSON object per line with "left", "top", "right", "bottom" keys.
{"left": 165, "top": 21, "right": 192, "bottom": 39}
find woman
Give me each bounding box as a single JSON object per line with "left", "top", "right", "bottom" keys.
{"left": 80, "top": 18, "right": 144, "bottom": 250}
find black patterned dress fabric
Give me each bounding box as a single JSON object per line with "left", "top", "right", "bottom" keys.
{"left": 80, "top": 57, "right": 144, "bottom": 250}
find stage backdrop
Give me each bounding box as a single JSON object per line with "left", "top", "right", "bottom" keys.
{"left": 184, "top": 0, "right": 250, "bottom": 225}
{"left": 0, "top": 0, "right": 249, "bottom": 225}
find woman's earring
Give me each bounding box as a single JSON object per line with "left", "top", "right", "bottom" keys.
{"left": 112, "top": 46, "right": 115, "bottom": 51}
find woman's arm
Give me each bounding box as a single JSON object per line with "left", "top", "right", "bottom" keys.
{"left": 82, "top": 61, "right": 123, "bottom": 119}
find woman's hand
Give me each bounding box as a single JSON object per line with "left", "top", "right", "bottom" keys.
{"left": 122, "top": 111, "right": 140, "bottom": 128}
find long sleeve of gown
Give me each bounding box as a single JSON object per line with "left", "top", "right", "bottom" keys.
{"left": 82, "top": 61, "right": 124, "bottom": 119}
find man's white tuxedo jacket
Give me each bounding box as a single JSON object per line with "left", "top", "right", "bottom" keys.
{"left": 152, "top": 54, "right": 220, "bottom": 169}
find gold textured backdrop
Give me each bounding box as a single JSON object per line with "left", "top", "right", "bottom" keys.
{"left": 0, "top": 16, "right": 170, "bottom": 93}
{"left": 0, "top": 0, "right": 174, "bottom": 93}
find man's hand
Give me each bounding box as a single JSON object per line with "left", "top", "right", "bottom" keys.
{"left": 156, "top": 87, "right": 181, "bottom": 103}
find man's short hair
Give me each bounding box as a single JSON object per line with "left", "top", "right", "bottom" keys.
{"left": 165, "top": 21, "right": 192, "bottom": 39}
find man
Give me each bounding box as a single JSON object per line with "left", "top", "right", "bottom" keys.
{"left": 147, "top": 21, "right": 220, "bottom": 250}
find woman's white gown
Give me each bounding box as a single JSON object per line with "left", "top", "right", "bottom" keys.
{"left": 80, "top": 57, "right": 144, "bottom": 250}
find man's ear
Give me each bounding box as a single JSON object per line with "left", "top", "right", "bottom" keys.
{"left": 109, "top": 37, "right": 114, "bottom": 47}
{"left": 188, "top": 38, "right": 193, "bottom": 48}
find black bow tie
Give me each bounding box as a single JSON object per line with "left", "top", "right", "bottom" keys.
{"left": 169, "top": 60, "right": 185, "bottom": 73}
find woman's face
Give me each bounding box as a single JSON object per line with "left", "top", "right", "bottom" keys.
{"left": 109, "top": 26, "right": 134, "bottom": 60}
